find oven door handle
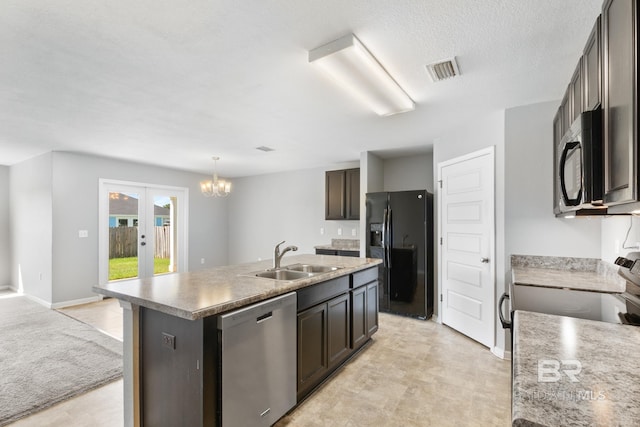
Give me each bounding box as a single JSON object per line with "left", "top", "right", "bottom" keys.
{"left": 559, "top": 140, "right": 582, "bottom": 207}
{"left": 498, "top": 292, "right": 511, "bottom": 329}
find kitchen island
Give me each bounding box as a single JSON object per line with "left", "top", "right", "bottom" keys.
{"left": 94, "top": 254, "right": 381, "bottom": 427}
{"left": 512, "top": 310, "right": 640, "bottom": 426}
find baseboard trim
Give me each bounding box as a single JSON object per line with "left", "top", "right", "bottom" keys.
{"left": 491, "top": 346, "right": 511, "bottom": 360}
{"left": 21, "top": 293, "right": 104, "bottom": 309}
{"left": 51, "top": 295, "right": 104, "bottom": 309}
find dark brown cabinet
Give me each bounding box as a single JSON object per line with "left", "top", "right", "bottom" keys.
{"left": 584, "top": 16, "right": 602, "bottom": 111}
{"left": 602, "top": 0, "right": 638, "bottom": 208}
{"left": 296, "top": 303, "right": 327, "bottom": 399}
{"left": 570, "top": 60, "right": 583, "bottom": 121}
{"left": 325, "top": 168, "right": 360, "bottom": 220}
{"left": 327, "top": 293, "right": 350, "bottom": 368}
{"left": 350, "top": 278, "right": 378, "bottom": 349}
{"left": 552, "top": 110, "right": 563, "bottom": 215}
{"left": 315, "top": 248, "right": 359, "bottom": 257}
{"left": 296, "top": 293, "right": 350, "bottom": 400}
{"left": 296, "top": 267, "right": 378, "bottom": 402}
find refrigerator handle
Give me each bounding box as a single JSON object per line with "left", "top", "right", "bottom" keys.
{"left": 386, "top": 209, "right": 392, "bottom": 268}
{"left": 382, "top": 208, "right": 388, "bottom": 267}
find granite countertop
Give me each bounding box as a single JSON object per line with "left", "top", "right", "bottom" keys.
{"left": 93, "top": 254, "right": 380, "bottom": 320}
{"left": 315, "top": 238, "right": 360, "bottom": 251}
{"left": 511, "top": 255, "right": 625, "bottom": 294}
{"left": 512, "top": 310, "right": 640, "bottom": 426}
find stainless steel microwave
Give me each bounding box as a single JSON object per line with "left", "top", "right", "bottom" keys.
{"left": 555, "top": 108, "right": 605, "bottom": 215}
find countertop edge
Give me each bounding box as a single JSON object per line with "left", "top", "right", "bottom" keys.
{"left": 93, "top": 257, "right": 381, "bottom": 320}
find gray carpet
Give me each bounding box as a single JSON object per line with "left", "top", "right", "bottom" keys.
{"left": 0, "top": 296, "right": 123, "bottom": 426}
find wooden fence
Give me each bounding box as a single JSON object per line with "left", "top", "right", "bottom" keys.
{"left": 109, "top": 226, "right": 170, "bottom": 259}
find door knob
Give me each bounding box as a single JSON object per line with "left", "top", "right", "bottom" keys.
{"left": 480, "top": 257, "right": 489, "bottom": 263}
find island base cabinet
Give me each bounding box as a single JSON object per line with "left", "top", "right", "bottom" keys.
{"left": 139, "top": 307, "right": 217, "bottom": 427}
{"left": 328, "top": 293, "right": 351, "bottom": 369}
{"left": 350, "top": 280, "right": 379, "bottom": 349}
{"left": 297, "top": 304, "right": 328, "bottom": 400}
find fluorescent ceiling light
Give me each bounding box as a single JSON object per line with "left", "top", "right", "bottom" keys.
{"left": 309, "top": 34, "right": 415, "bottom": 116}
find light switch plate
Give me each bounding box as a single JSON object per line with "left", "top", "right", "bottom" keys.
{"left": 78, "top": 230, "right": 88, "bottom": 238}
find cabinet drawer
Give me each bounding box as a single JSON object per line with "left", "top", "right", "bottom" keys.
{"left": 351, "top": 267, "right": 377, "bottom": 288}
{"left": 297, "top": 276, "right": 350, "bottom": 312}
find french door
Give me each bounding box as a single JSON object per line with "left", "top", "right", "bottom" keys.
{"left": 98, "top": 180, "right": 188, "bottom": 284}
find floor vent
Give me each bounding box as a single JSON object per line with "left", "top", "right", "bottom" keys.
{"left": 425, "top": 57, "right": 460, "bottom": 82}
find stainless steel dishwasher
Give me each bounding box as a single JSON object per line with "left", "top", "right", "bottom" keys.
{"left": 218, "top": 292, "right": 296, "bottom": 426}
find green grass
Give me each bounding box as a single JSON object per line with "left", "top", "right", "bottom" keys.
{"left": 109, "top": 257, "right": 170, "bottom": 281}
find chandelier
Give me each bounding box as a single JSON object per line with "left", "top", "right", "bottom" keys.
{"left": 200, "top": 156, "right": 231, "bottom": 197}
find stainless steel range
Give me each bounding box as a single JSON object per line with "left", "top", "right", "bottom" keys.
{"left": 615, "top": 252, "right": 640, "bottom": 325}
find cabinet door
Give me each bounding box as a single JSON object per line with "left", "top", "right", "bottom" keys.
{"left": 584, "top": 16, "right": 602, "bottom": 111}
{"left": 315, "top": 248, "right": 338, "bottom": 256}
{"left": 603, "top": 0, "right": 637, "bottom": 205}
{"left": 327, "top": 294, "right": 350, "bottom": 368}
{"left": 345, "top": 168, "right": 360, "bottom": 220}
{"left": 561, "top": 87, "right": 571, "bottom": 136}
{"left": 297, "top": 304, "right": 327, "bottom": 398}
{"left": 553, "top": 110, "right": 563, "bottom": 215}
{"left": 570, "top": 59, "right": 583, "bottom": 120}
{"left": 366, "top": 281, "right": 379, "bottom": 336}
{"left": 350, "top": 286, "right": 367, "bottom": 349}
{"left": 325, "top": 170, "right": 346, "bottom": 219}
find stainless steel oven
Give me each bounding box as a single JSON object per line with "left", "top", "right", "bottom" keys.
{"left": 555, "top": 107, "right": 605, "bottom": 215}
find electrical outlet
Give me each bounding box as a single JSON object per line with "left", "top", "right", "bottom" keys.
{"left": 351, "top": 228, "right": 357, "bottom": 236}
{"left": 338, "top": 228, "right": 342, "bottom": 236}
{"left": 200, "top": 258, "right": 205, "bottom": 264}
{"left": 320, "top": 227, "right": 325, "bottom": 235}
{"left": 162, "top": 333, "right": 176, "bottom": 350}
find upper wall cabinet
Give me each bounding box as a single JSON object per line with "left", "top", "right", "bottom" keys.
{"left": 325, "top": 168, "right": 360, "bottom": 220}
{"left": 602, "top": 0, "right": 639, "bottom": 211}
{"left": 584, "top": 16, "right": 602, "bottom": 111}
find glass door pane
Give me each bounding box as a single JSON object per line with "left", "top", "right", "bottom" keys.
{"left": 108, "top": 191, "right": 141, "bottom": 281}
{"left": 151, "top": 194, "right": 174, "bottom": 276}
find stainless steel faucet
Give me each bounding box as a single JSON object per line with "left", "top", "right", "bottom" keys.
{"left": 273, "top": 240, "right": 298, "bottom": 269}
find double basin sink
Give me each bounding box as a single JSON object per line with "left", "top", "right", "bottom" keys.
{"left": 250, "top": 263, "right": 341, "bottom": 281}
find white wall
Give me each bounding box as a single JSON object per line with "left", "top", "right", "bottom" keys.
{"left": 10, "top": 151, "right": 228, "bottom": 305}
{"left": 227, "top": 163, "right": 359, "bottom": 265}
{"left": 601, "top": 216, "right": 640, "bottom": 263}
{"left": 9, "top": 153, "right": 53, "bottom": 302}
{"left": 383, "top": 153, "right": 434, "bottom": 193}
{"left": 505, "top": 101, "right": 601, "bottom": 258}
{"left": 434, "top": 110, "right": 506, "bottom": 355}
{"left": 0, "top": 166, "right": 11, "bottom": 288}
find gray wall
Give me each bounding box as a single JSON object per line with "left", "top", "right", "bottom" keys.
{"left": 227, "top": 163, "right": 359, "bottom": 265}
{"left": 10, "top": 153, "right": 53, "bottom": 302}
{"left": 10, "top": 151, "right": 228, "bottom": 305}
{"left": 383, "top": 153, "right": 434, "bottom": 193}
{"left": 505, "top": 101, "right": 601, "bottom": 258}
{"left": 0, "top": 166, "right": 11, "bottom": 288}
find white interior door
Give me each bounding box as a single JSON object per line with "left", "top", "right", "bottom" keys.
{"left": 99, "top": 180, "right": 188, "bottom": 285}
{"left": 438, "top": 147, "right": 495, "bottom": 348}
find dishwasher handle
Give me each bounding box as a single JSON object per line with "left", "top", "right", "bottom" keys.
{"left": 218, "top": 292, "right": 296, "bottom": 330}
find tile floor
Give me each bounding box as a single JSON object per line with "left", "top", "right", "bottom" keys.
{"left": 6, "top": 296, "right": 511, "bottom": 426}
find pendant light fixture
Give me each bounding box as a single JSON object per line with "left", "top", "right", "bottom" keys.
{"left": 200, "top": 156, "right": 231, "bottom": 197}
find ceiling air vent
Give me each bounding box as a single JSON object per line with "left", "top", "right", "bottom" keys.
{"left": 425, "top": 57, "right": 460, "bottom": 82}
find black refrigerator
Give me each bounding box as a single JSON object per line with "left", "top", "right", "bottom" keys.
{"left": 366, "top": 190, "right": 433, "bottom": 319}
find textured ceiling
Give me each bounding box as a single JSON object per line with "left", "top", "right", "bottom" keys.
{"left": 0, "top": 0, "right": 602, "bottom": 177}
